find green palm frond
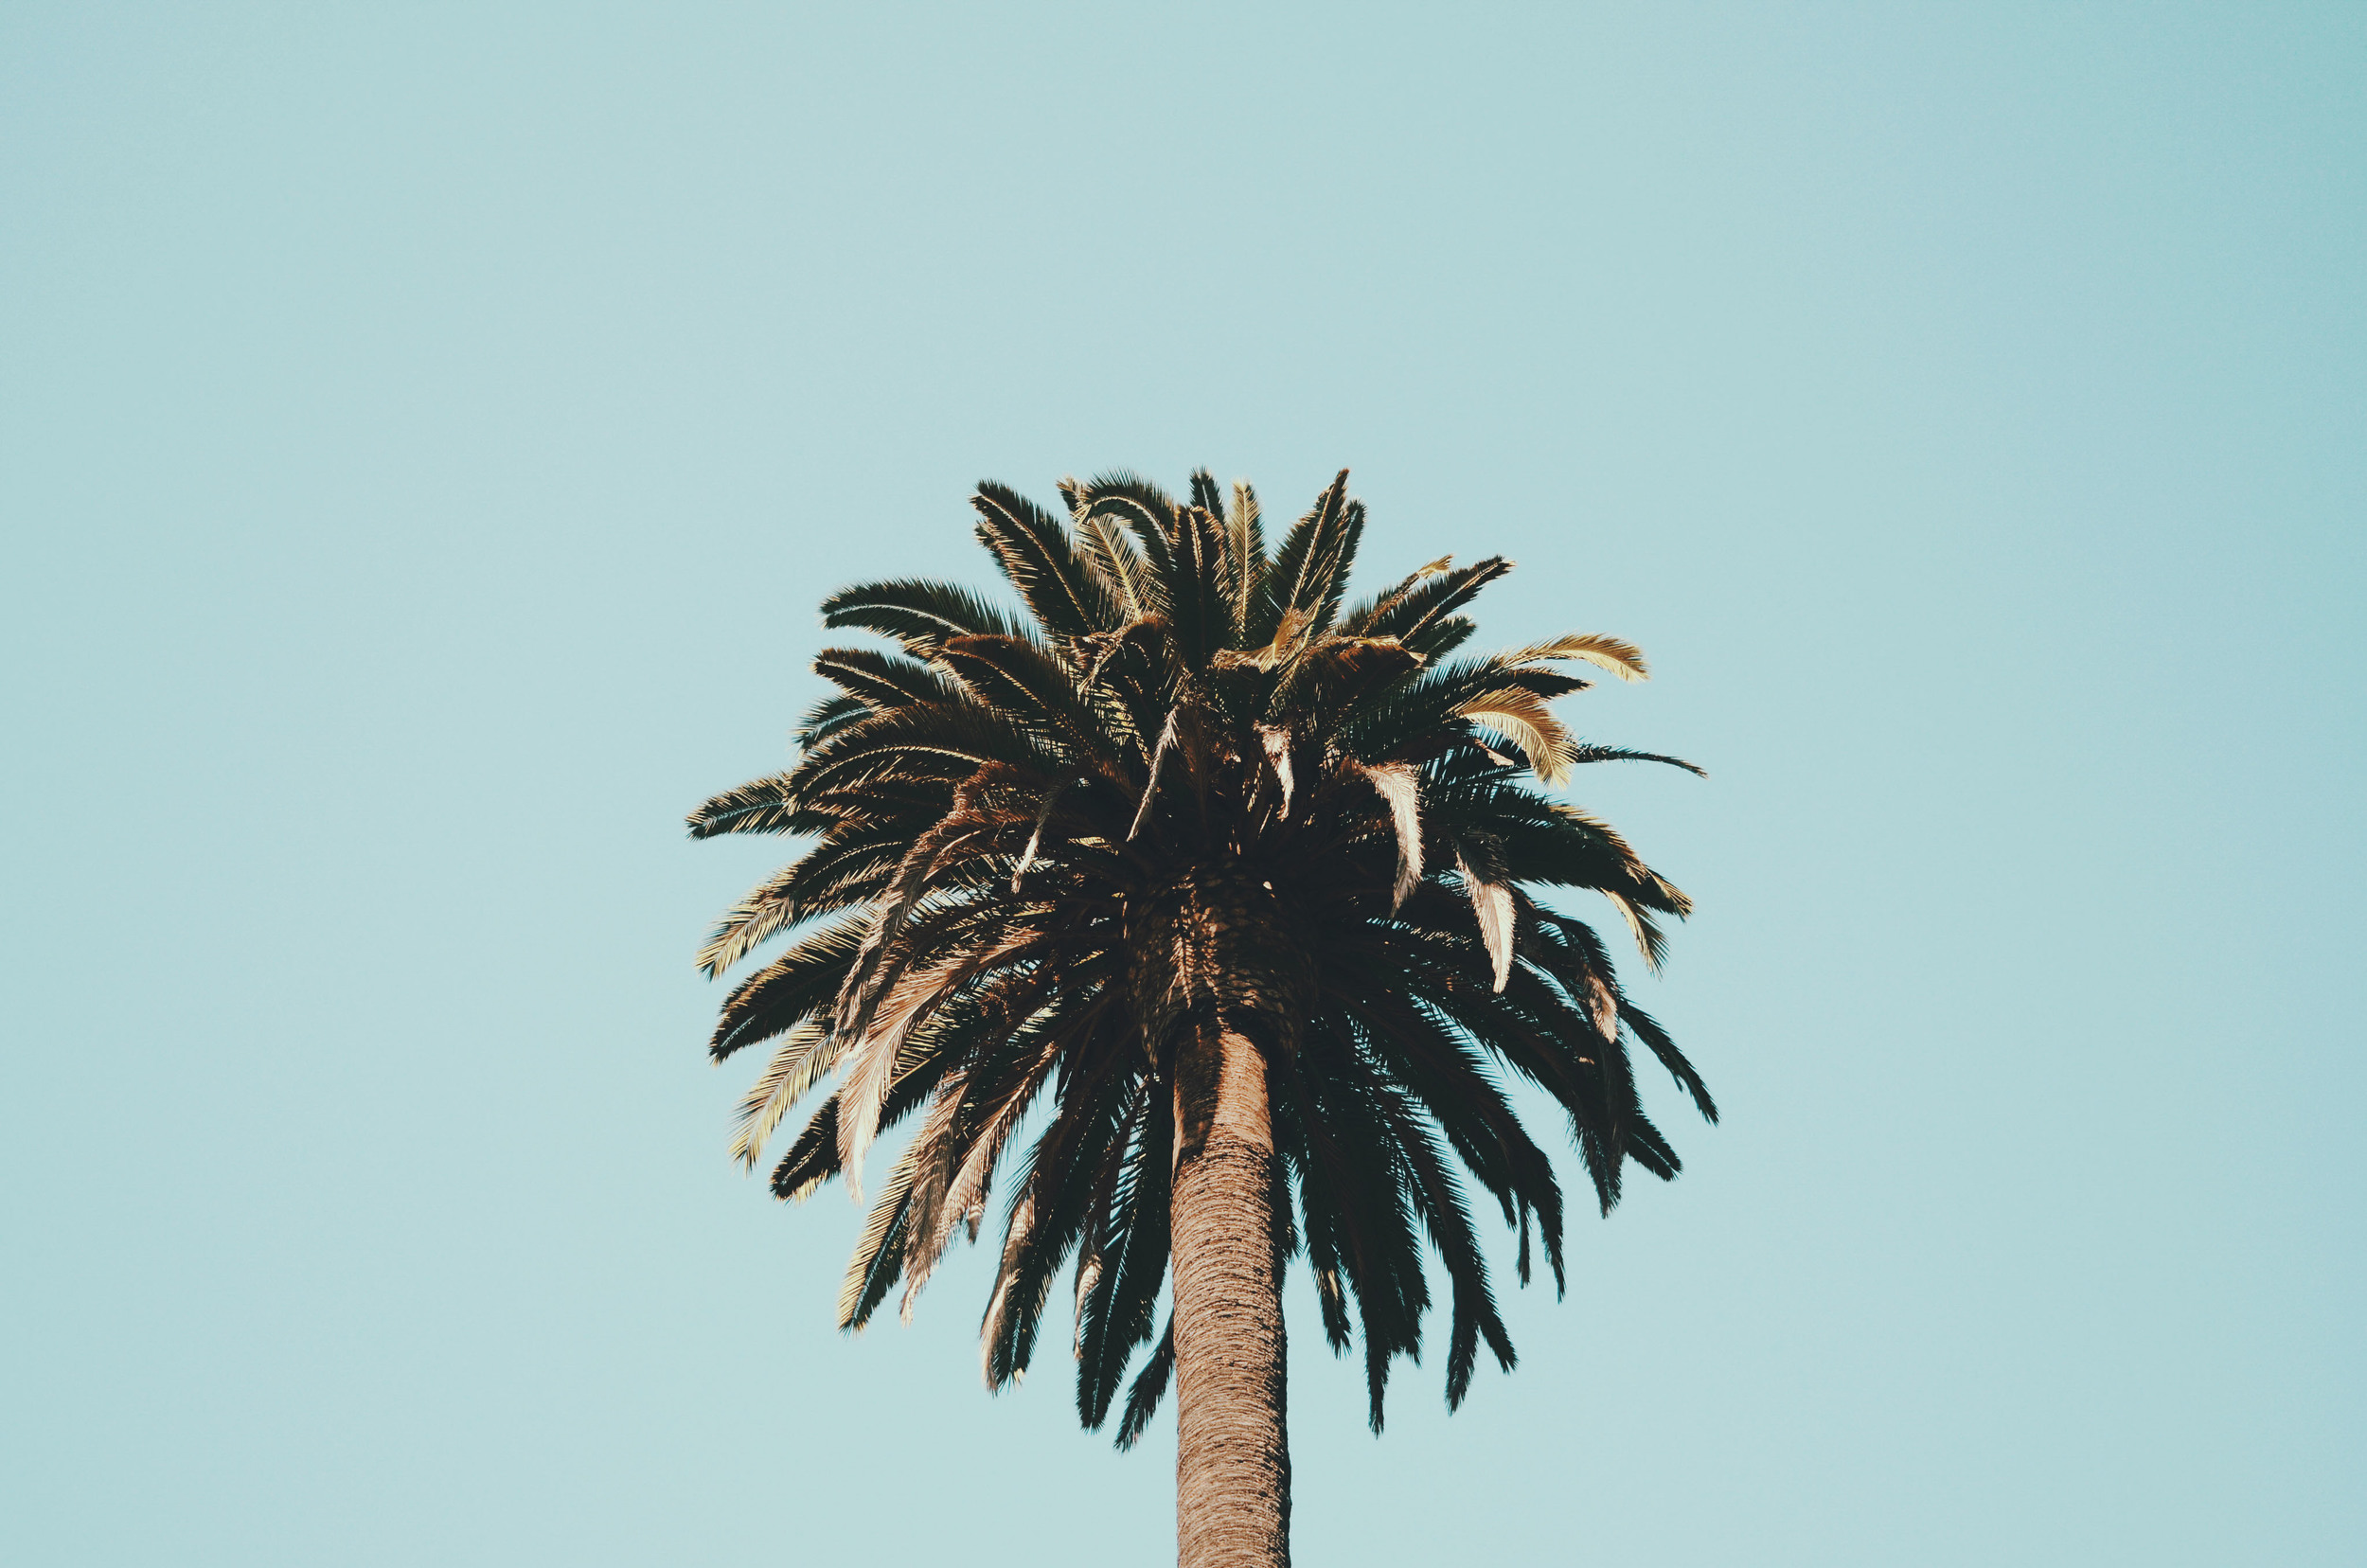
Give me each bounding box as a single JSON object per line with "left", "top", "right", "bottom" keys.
{"left": 972, "top": 481, "right": 1120, "bottom": 638}
{"left": 1069, "top": 496, "right": 1155, "bottom": 623}
{"left": 813, "top": 646, "right": 966, "bottom": 711}
{"left": 1220, "top": 479, "right": 1264, "bottom": 639}
{"left": 1253, "top": 470, "right": 1364, "bottom": 642}
{"left": 1067, "top": 472, "right": 1180, "bottom": 614}
{"left": 794, "top": 691, "right": 870, "bottom": 749}
{"left": 818, "top": 578, "right": 1028, "bottom": 654}
{"left": 1112, "top": 1317, "right": 1175, "bottom": 1450}
{"left": 1344, "top": 556, "right": 1512, "bottom": 646}
{"left": 1074, "top": 1084, "right": 1171, "bottom": 1430}
{"left": 728, "top": 1020, "right": 830, "bottom": 1168}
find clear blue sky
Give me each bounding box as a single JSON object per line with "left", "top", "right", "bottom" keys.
{"left": 4, "top": 5, "right": 2360, "bottom": 1564}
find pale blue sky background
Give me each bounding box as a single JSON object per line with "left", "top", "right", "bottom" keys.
{"left": 4, "top": 5, "right": 2361, "bottom": 1564}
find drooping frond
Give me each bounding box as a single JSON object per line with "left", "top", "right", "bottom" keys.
{"left": 708, "top": 913, "right": 871, "bottom": 1060}
{"left": 840, "top": 1140, "right": 922, "bottom": 1328}
{"left": 1075, "top": 1084, "right": 1172, "bottom": 1430}
{"left": 1450, "top": 833, "right": 1517, "bottom": 992}
{"left": 1113, "top": 1317, "right": 1175, "bottom": 1450}
{"left": 1353, "top": 759, "right": 1424, "bottom": 910}
{"left": 1507, "top": 633, "right": 1652, "bottom": 683}
{"left": 729, "top": 1020, "right": 829, "bottom": 1168}
{"left": 1453, "top": 686, "right": 1580, "bottom": 788}
{"left": 1067, "top": 472, "right": 1180, "bottom": 615}
{"left": 1567, "top": 743, "right": 1708, "bottom": 776}
{"left": 1070, "top": 500, "right": 1154, "bottom": 623}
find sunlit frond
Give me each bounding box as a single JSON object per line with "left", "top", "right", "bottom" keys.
{"left": 1353, "top": 760, "right": 1424, "bottom": 910}
{"left": 1507, "top": 633, "right": 1651, "bottom": 683}
{"left": 819, "top": 578, "right": 1027, "bottom": 654}
{"left": 729, "top": 1020, "right": 830, "bottom": 1168}
{"left": 1453, "top": 686, "right": 1579, "bottom": 786}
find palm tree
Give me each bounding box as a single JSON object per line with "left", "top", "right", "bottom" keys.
{"left": 688, "top": 469, "right": 1713, "bottom": 1568}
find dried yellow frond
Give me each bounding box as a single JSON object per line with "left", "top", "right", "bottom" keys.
{"left": 1252, "top": 606, "right": 1315, "bottom": 670}
{"left": 1454, "top": 686, "right": 1579, "bottom": 786}
{"left": 1508, "top": 633, "right": 1650, "bottom": 683}
{"left": 1452, "top": 837, "right": 1516, "bottom": 992}
{"left": 1353, "top": 759, "right": 1424, "bottom": 910}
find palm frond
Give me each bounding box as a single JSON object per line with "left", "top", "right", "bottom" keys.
{"left": 980, "top": 1045, "right": 1140, "bottom": 1389}
{"left": 1128, "top": 706, "right": 1183, "bottom": 841}
{"left": 899, "top": 999, "right": 1086, "bottom": 1316}
{"left": 1352, "top": 760, "right": 1424, "bottom": 910}
{"left": 1349, "top": 557, "right": 1511, "bottom": 645}
{"left": 1067, "top": 472, "right": 1179, "bottom": 618}
{"left": 728, "top": 1020, "right": 830, "bottom": 1168}
{"left": 972, "top": 481, "right": 1119, "bottom": 638}
{"left": 1255, "top": 471, "right": 1363, "bottom": 639}
{"left": 685, "top": 772, "right": 810, "bottom": 840}
{"left": 814, "top": 646, "right": 967, "bottom": 710}
{"left": 1075, "top": 1085, "right": 1172, "bottom": 1429}
{"left": 1454, "top": 686, "right": 1579, "bottom": 787}
{"left": 1221, "top": 480, "right": 1264, "bottom": 640}
{"left": 940, "top": 634, "right": 1124, "bottom": 767}
{"left": 1072, "top": 505, "right": 1154, "bottom": 623}
{"left": 1336, "top": 554, "right": 1453, "bottom": 635}
{"left": 709, "top": 913, "right": 871, "bottom": 1060}
{"left": 1567, "top": 743, "right": 1708, "bottom": 776}
{"left": 1618, "top": 999, "right": 1719, "bottom": 1122}
{"left": 1451, "top": 833, "right": 1517, "bottom": 992}
{"left": 795, "top": 692, "right": 870, "bottom": 749}
{"left": 1507, "top": 633, "right": 1651, "bottom": 683}
{"left": 1112, "top": 1317, "right": 1175, "bottom": 1450}
{"left": 819, "top": 578, "right": 1028, "bottom": 654}
{"left": 839, "top": 1140, "right": 921, "bottom": 1328}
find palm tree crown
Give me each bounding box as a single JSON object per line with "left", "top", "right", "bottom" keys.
{"left": 688, "top": 468, "right": 1713, "bottom": 1450}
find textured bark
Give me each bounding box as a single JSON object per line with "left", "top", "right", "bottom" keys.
{"left": 1130, "top": 867, "right": 1308, "bottom": 1568}
{"left": 1171, "top": 1020, "right": 1288, "bottom": 1568}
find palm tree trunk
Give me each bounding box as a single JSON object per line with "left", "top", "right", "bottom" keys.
{"left": 1131, "top": 865, "right": 1306, "bottom": 1568}
{"left": 1170, "top": 1017, "right": 1290, "bottom": 1568}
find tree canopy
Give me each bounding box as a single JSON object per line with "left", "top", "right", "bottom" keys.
{"left": 689, "top": 468, "right": 1713, "bottom": 1437}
